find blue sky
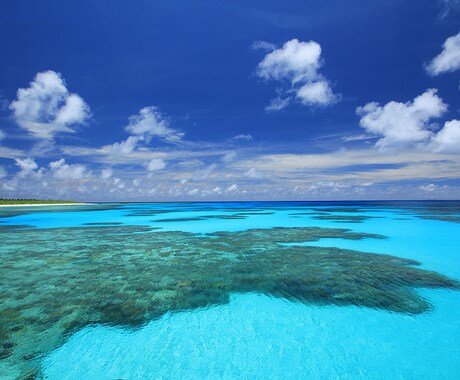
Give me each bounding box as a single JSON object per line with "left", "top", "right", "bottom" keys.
{"left": 0, "top": 0, "right": 459, "bottom": 201}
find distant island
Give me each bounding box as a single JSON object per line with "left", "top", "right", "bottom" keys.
{"left": 0, "top": 199, "right": 82, "bottom": 206}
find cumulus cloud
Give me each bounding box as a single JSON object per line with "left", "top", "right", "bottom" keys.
{"left": 431, "top": 119, "right": 460, "bottom": 153}
{"left": 356, "top": 89, "right": 448, "bottom": 150}
{"left": 101, "top": 168, "right": 113, "bottom": 179}
{"left": 145, "top": 158, "right": 166, "bottom": 171}
{"left": 257, "top": 39, "right": 322, "bottom": 83}
{"left": 15, "top": 157, "right": 41, "bottom": 178}
{"left": 0, "top": 166, "right": 6, "bottom": 179}
{"left": 9, "top": 70, "right": 90, "bottom": 139}
{"left": 296, "top": 81, "right": 336, "bottom": 106}
{"left": 126, "top": 107, "right": 184, "bottom": 142}
{"left": 49, "top": 159, "right": 90, "bottom": 179}
{"left": 113, "top": 177, "right": 125, "bottom": 189}
{"left": 256, "top": 39, "right": 339, "bottom": 109}
{"left": 426, "top": 31, "right": 460, "bottom": 75}
{"left": 0, "top": 130, "right": 5, "bottom": 141}
{"left": 109, "top": 136, "right": 143, "bottom": 155}
{"left": 101, "top": 107, "right": 183, "bottom": 157}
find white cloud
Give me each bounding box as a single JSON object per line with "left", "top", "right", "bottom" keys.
{"left": 0, "top": 130, "right": 5, "bottom": 141}
{"left": 251, "top": 41, "right": 277, "bottom": 52}
{"left": 222, "top": 151, "right": 237, "bottom": 163}
{"left": 420, "top": 183, "right": 436, "bottom": 192}
{"left": 0, "top": 146, "right": 24, "bottom": 159}
{"left": 426, "top": 31, "right": 460, "bottom": 75}
{"left": 0, "top": 166, "right": 6, "bottom": 179}
{"left": 431, "top": 119, "right": 460, "bottom": 153}
{"left": 226, "top": 184, "right": 238, "bottom": 192}
{"left": 54, "top": 94, "right": 89, "bottom": 126}
{"left": 101, "top": 168, "right": 113, "bottom": 179}
{"left": 9, "top": 70, "right": 90, "bottom": 139}
{"left": 109, "top": 136, "right": 143, "bottom": 155}
{"left": 188, "top": 188, "right": 199, "bottom": 195}
{"left": 231, "top": 134, "right": 253, "bottom": 141}
{"left": 49, "top": 159, "right": 90, "bottom": 179}
{"left": 101, "top": 107, "right": 183, "bottom": 158}
{"left": 126, "top": 107, "right": 184, "bottom": 142}
{"left": 341, "top": 134, "right": 375, "bottom": 142}
{"left": 3, "top": 148, "right": 460, "bottom": 200}
{"left": 244, "top": 167, "right": 262, "bottom": 178}
{"left": 257, "top": 39, "right": 322, "bottom": 83}
{"left": 145, "top": 158, "right": 166, "bottom": 171}
{"left": 296, "top": 81, "right": 336, "bottom": 106}
{"left": 113, "top": 177, "right": 125, "bottom": 189}
{"left": 231, "top": 149, "right": 460, "bottom": 183}
{"left": 356, "top": 89, "right": 448, "bottom": 150}
{"left": 177, "top": 159, "right": 204, "bottom": 168}
{"left": 256, "top": 39, "right": 339, "bottom": 109}
{"left": 29, "top": 140, "right": 56, "bottom": 156}
{"left": 15, "top": 157, "right": 40, "bottom": 178}
{"left": 265, "top": 97, "right": 291, "bottom": 111}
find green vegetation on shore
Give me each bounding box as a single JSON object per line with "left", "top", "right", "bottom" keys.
{"left": 0, "top": 199, "right": 79, "bottom": 205}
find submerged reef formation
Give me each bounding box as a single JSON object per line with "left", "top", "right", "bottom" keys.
{"left": 400, "top": 202, "right": 460, "bottom": 224}
{"left": 311, "top": 215, "right": 377, "bottom": 223}
{"left": 0, "top": 225, "right": 459, "bottom": 378}
{"left": 419, "top": 215, "right": 460, "bottom": 224}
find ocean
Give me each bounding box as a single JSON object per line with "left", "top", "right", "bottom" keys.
{"left": 1, "top": 201, "right": 459, "bottom": 379}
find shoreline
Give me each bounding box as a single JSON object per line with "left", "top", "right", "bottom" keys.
{"left": 0, "top": 203, "right": 92, "bottom": 207}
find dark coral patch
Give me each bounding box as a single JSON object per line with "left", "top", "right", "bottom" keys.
{"left": 154, "top": 217, "right": 205, "bottom": 222}
{"left": 83, "top": 222, "right": 123, "bottom": 226}
{"left": 419, "top": 215, "right": 460, "bottom": 224}
{"left": 312, "top": 215, "right": 377, "bottom": 223}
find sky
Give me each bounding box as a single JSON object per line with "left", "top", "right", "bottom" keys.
{"left": 0, "top": 0, "right": 459, "bottom": 201}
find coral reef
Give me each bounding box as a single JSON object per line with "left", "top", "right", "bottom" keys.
{"left": 0, "top": 224, "right": 458, "bottom": 378}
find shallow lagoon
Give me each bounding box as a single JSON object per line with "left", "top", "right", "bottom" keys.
{"left": 1, "top": 201, "right": 460, "bottom": 379}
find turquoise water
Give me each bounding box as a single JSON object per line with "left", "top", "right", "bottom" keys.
{"left": 1, "top": 202, "right": 460, "bottom": 379}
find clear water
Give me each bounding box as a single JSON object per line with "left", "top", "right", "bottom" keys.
{"left": 1, "top": 202, "right": 459, "bottom": 379}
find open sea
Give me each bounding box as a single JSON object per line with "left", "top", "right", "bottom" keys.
{"left": 1, "top": 201, "right": 459, "bottom": 379}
